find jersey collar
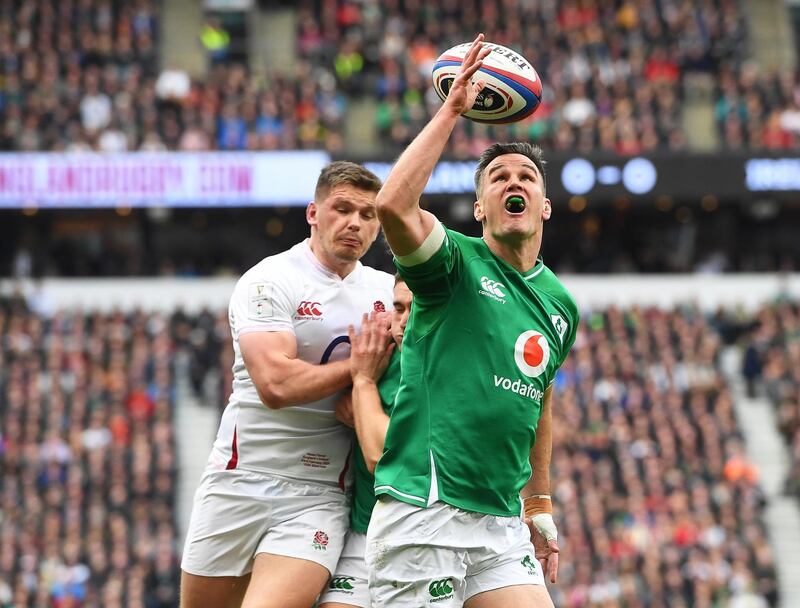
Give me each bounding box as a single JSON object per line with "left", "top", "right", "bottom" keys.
{"left": 301, "top": 239, "right": 362, "bottom": 283}
{"left": 481, "top": 238, "right": 545, "bottom": 281}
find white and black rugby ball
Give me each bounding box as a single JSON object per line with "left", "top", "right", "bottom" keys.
{"left": 431, "top": 42, "right": 542, "bottom": 124}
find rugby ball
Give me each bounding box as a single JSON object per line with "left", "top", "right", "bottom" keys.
{"left": 432, "top": 42, "right": 542, "bottom": 124}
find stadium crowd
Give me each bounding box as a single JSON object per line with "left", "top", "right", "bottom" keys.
{"left": 0, "top": 296, "right": 180, "bottom": 607}
{"left": 297, "top": 0, "right": 751, "bottom": 154}
{"left": 742, "top": 301, "right": 800, "bottom": 499}
{"left": 4, "top": 0, "right": 799, "bottom": 154}
{"left": 547, "top": 305, "right": 777, "bottom": 607}
{"left": 715, "top": 64, "right": 800, "bottom": 149}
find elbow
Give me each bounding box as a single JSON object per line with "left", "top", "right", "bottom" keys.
{"left": 375, "top": 192, "right": 397, "bottom": 219}
{"left": 365, "top": 453, "right": 380, "bottom": 474}
{"left": 256, "top": 382, "right": 287, "bottom": 410}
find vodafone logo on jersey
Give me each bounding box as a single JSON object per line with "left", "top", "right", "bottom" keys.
{"left": 514, "top": 330, "right": 550, "bottom": 378}
{"left": 296, "top": 301, "right": 323, "bottom": 319}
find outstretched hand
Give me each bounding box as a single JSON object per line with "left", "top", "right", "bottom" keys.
{"left": 347, "top": 312, "right": 394, "bottom": 383}
{"left": 444, "top": 33, "right": 492, "bottom": 117}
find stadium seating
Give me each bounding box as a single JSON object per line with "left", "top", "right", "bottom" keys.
{"left": 0, "top": 297, "right": 180, "bottom": 607}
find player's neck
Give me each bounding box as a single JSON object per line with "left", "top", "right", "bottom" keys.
{"left": 483, "top": 233, "right": 541, "bottom": 273}
{"left": 307, "top": 236, "right": 358, "bottom": 279}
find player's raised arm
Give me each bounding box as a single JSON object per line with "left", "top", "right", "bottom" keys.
{"left": 240, "top": 331, "right": 351, "bottom": 409}
{"left": 376, "top": 34, "right": 492, "bottom": 256}
{"left": 522, "top": 385, "right": 559, "bottom": 583}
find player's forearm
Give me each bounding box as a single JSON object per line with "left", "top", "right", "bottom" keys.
{"left": 523, "top": 389, "right": 553, "bottom": 498}
{"left": 376, "top": 106, "right": 460, "bottom": 255}
{"left": 254, "top": 358, "right": 352, "bottom": 409}
{"left": 351, "top": 376, "right": 390, "bottom": 473}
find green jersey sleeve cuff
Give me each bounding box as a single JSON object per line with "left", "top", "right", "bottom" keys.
{"left": 394, "top": 221, "right": 446, "bottom": 267}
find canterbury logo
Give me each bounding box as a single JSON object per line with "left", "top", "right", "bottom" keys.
{"left": 296, "top": 301, "right": 322, "bottom": 316}
{"left": 428, "top": 578, "right": 454, "bottom": 597}
{"left": 329, "top": 576, "right": 355, "bottom": 590}
{"left": 480, "top": 276, "right": 506, "bottom": 298}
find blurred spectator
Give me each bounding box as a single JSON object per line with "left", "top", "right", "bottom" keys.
{"left": 200, "top": 18, "right": 230, "bottom": 65}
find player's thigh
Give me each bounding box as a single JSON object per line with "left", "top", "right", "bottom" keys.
{"left": 366, "top": 499, "right": 469, "bottom": 607}
{"left": 181, "top": 469, "right": 274, "bottom": 578}
{"left": 254, "top": 479, "right": 349, "bottom": 576}
{"left": 180, "top": 570, "right": 251, "bottom": 608}
{"left": 241, "top": 553, "right": 331, "bottom": 608}
{"left": 463, "top": 514, "right": 550, "bottom": 608}
{"left": 318, "top": 531, "right": 370, "bottom": 608}
{"left": 464, "top": 584, "right": 554, "bottom": 608}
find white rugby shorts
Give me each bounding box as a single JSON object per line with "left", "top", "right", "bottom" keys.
{"left": 317, "top": 531, "right": 370, "bottom": 607}
{"left": 365, "top": 497, "right": 546, "bottom": 607}
{"left": 181, "top": 468, "right": 348, "bottom": 577}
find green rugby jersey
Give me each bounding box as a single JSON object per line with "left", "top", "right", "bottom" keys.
{"left": 374, "top": 225, "right": 579, "bottom": 517}
{"left": 350, "top": 350, "right": 402, "bottom": 533}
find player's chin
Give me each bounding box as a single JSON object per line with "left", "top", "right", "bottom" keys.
{"left": 498, "top": 221, "right": 535, "bottom": 238}
{"left": 333, "top": 244, "right": 365, "bottom": 261}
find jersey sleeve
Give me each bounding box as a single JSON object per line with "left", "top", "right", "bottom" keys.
{"left": 229, "top": 269, "right": 297, "bottom": 339}
{"left": 393, "top": 222, "right": 462, "bottom": 300}
{"left": 557, "top": 303, "right": 580, "bottom": 368}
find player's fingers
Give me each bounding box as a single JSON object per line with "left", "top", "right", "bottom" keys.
{"left": 367, "top": 319, "right": 380, "bottom": 352}
{"left": 548, "top": 552, "right": 559, "bottom": 584}
{"left": 462, "top": 59, "right": 486, "bottom": 81}
{"left": 347, "top": 324, "right": 356, "bottom": 347}
{"left": 548, "top": 540, "right": 560, "bottom": 553}
{"left": 537, "top": 556, "right": 548, "bottom": 577}
{"left": 463, "top": 33, "right": 485, "bottom": 65}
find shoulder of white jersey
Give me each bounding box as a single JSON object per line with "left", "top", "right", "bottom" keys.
{"left": 231, "top": 243, "right": 306, "bottom": 301}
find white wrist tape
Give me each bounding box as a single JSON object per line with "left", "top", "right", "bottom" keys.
{"left": 531, "top": 513, "right": 558, "bottom": 542}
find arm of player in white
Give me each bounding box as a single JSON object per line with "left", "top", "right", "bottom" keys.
{"left": 376, "top": 34, "right": 492, "bottom": 257}
{"left": 351, "top": 376, "right": 390, "bottom": 474}
{"left": 240, "top": 330, "right": 352, "bottom": 410}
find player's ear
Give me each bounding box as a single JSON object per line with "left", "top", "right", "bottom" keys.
{"left": 306, "top": 200, "right": 318, "bottom": 227}
{"left": 474, "top": 199, "right": 485, "bottom": 222}
{"left": 542, "top": 197, "right": 552, "bottom": 221}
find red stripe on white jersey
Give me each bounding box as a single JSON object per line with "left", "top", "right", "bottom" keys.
{"left": 338, "top": 444, "right": 353, "bottom": 490}
{"left": 225, "top": 426, "right": 239, "bottom": 470}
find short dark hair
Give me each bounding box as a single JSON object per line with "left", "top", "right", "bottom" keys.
{"left": 473, "top": 142, "right": 547, "bottom": 196}
{"left": 314, "top": 161, "right": 382, "bottom": 201}
{"left": 394, "top": 273, "right": 405, "bottom": 285}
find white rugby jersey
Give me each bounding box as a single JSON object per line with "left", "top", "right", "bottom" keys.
{"left": 207, "top": 239, "right": 394, "bottom": 487}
